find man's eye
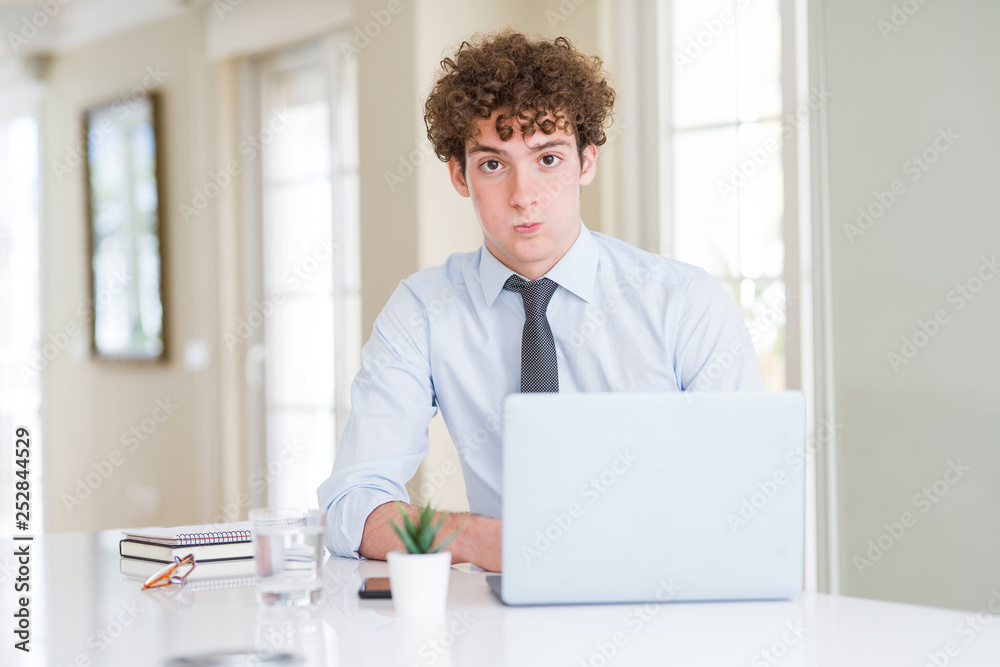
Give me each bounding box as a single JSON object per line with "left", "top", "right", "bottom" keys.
{"left": 482, "top": 160, "right": 501, "bottom": 172}
{"left": 541, "top": 155, "right": 560, "bottom": 166}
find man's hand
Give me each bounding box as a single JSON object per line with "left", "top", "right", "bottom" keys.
{"left": 358, "top": 501, "right": 502, "bottom": 572}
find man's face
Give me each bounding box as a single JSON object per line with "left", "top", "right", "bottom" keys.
{"left": 448, "top": 111, "right": 598, "bottom": 281}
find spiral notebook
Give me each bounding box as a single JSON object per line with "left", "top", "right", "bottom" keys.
{"left": 120, "top": 521, "right": 255, "bottom": 563}
{"left": 122, "top": 521, "right": 252, "bottom": 547}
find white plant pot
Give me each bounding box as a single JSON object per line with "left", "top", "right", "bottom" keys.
{"left": 387, "top": 550, "right": 452, "bottom": 615}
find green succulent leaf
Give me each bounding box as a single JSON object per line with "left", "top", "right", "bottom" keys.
{"left": 389, "top": 502, "right": 464, "bottom": 555}
{"left": 430, "top": 511, "right": 449, "bottom": 534}
{"left": 391, "top": 521, "right": 421, "bottom": 554}
{"left": 420, "top": 504, "right": 434, "bottom": 527}
{"left": 398, "top": 502, "right": 419, "bottom": 536}
{"left": 416, "top": 526, "right": 435, "bottom": 553}
{"left": 429, "top": 520, "right": 466, "bottom": 553}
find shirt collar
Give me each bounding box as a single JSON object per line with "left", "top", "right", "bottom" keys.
{"left": 479, "top": 220, "right": 599, "bottom": 306}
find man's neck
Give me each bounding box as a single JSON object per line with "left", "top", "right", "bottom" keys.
{"left": 485, "top": 223, "right": 581, "bottom": 281}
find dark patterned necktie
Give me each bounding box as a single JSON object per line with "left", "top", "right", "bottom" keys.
{"left": 503, "top": 275, "right": 559, "bottom": 393}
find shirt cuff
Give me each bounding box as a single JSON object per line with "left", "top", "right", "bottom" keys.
{"left": 324, "top": 487, "right": 407, "bottom": 559}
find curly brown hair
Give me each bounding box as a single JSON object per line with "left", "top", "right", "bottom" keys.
{"left": 423, "top": 30, "right": 616, "bottom": 176}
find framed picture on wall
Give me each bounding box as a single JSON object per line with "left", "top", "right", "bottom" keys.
{"left": 82, "top": 91, "right": 166, "bottom": 361}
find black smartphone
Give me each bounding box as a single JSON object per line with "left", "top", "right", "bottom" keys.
{"left": 358, "top": 577, "right": 392, "bottom": 599}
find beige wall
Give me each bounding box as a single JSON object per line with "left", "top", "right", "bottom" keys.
{"left": 822, "top": 0, "right": 1000, "bottom": 610}
{"left": 356, "top": 0, "right": 421, "bottom": 333}
{"left": 41, "top": 10, "right": 216, "bottom": 531}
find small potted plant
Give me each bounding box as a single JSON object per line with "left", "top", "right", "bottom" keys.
{"left": 387, "top": 503, "right": 464, "bottom": 615}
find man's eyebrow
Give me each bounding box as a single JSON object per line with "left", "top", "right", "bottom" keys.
{"left": 467, "top": 144, "right": 507, "bottom": 156}
{"left": 467, "top": 138, "right": 575, "bottom": 156}
{"left": 528, "top": 139, "right": 575, "bottom": 152}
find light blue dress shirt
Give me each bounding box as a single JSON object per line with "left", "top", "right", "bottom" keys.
{"left": 318, "top": 222, "right": 764, "bottom": 558}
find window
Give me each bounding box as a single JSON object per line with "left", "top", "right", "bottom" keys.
{"left": 247, "top": 37, "right": 360, "bottom": 509}
{"left": 666, "top": 0, "right": 790, "bottom": 391}
{"left": 620, "top": 0, "right": 816, "bottom": 589}
{"left": 0, "top": 110, "right": 43, "bottom": 538}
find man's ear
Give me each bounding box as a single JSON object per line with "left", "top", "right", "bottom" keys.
{"left": 448, "top": 157, "right": 471, "bottom": 197}
{"left": 579, "top": 144, "right": 598, "bottom": 187}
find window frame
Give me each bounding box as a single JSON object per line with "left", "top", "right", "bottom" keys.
{"left": 616, "top": 0, "right": 830, "bottom": 592}
{"left": 0, "top": 80, "right": 45, "bottom": 541}
{"left": 239, "top": 34, "right": 360, "bottom": 510}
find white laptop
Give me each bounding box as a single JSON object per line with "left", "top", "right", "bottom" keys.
{"left": 489, "top": 391, "right": 806, "bottom": 606}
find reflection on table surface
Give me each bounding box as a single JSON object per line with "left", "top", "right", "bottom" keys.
{"left": 6, "top": 530, "right": 1000, "bottom": 666}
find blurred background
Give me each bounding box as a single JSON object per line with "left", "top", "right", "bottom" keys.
{"left": 0, "top": 0, "right": 997, "bottom": 613}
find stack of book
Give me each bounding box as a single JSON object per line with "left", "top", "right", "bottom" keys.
{"left": 120, "top": 522, "right": 257, "bottom": 587}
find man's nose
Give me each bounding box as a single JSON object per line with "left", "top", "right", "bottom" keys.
{"left": 507, "top": 168, "right": 540, "bottom": 211}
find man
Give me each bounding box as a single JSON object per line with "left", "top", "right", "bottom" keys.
{"left": 318, "top": 30, "right": 763, "bottom": 572}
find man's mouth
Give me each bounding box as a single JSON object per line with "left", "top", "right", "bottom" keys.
{"left": 514, "top": 222, "right": 541, "bottom": 235}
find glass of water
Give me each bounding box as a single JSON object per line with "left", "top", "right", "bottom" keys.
{"left": 249, "top": 508, "right": 325, "bottom": 606}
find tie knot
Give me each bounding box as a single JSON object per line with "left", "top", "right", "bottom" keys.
{"left": 504, "top": 275, "right": 558, "bottom": 319}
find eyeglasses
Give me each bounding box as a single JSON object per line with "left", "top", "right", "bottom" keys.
{"left": 142, "top": 554, "right": 197, "bottom": 590}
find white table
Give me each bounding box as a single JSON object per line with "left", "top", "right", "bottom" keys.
{"left": 5, "top": 530, "right": 1000, "bottom": 666}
